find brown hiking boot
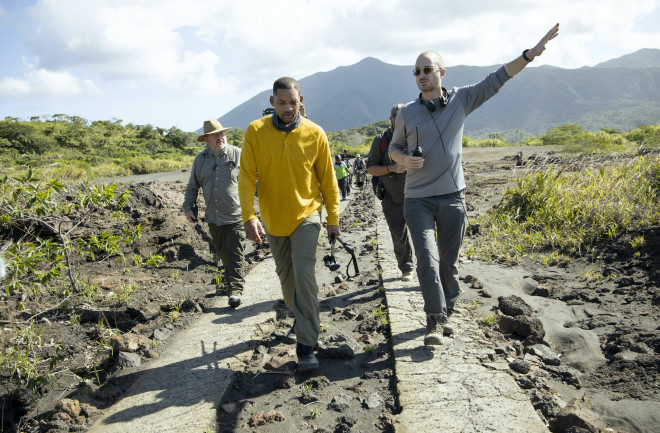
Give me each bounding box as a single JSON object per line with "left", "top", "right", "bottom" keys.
{"left": 424, "top": 314, "right": 447, "bottom": 345}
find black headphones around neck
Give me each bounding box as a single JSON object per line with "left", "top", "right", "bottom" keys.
{"left": 419, "top": 88, "right": 449, "bottom": 112}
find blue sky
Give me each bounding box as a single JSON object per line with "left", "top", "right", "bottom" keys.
{"left": 1, "top": 0, "right": 659, "bottom": 132}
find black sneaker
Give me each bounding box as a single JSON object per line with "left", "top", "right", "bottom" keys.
{"left": 228, "top": 290, "right": 241, "bottom": 308}
{"left": 296, "top": 343, "right": 319, "bottom": 372}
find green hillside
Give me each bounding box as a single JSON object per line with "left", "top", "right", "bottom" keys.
{"left": 1, "top": 114, "right": 658, "bottom": 182}
{"left": 0, "top": 116, "right": 242, "bottom": 180}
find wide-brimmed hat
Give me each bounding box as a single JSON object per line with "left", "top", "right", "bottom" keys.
{"left": 197, "top": 119, "right": 230, "bottom": 142}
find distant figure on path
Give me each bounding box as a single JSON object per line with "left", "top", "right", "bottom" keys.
{"left": 389, "top": 24, "right": 560, "bottom": 345}
{"left": 183, "top": 119, "right": 246, "bottom": 308}
{"left": 333, "top": 154, "right": 350, "bottom": 200}
{"left": 367, "top": 103, "right": 414, "bottom": 282}
{"left": 239, "top": 77, "right": 341, "bottom": 372}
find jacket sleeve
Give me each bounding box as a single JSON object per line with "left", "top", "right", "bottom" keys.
{"left": 238, "top": 126, "right": 259, "bottom": 224}
{"left": 315, "top": 131, "right": 340, "bottom": 226}
{"left": 462, "top": 66, "right": 511, "bottom": 116}
{"left": 388, "top": 110, "right": 407, "bottom": 159}
{"left": 182, "top": 155, "right": 201, "bottom": 213}
{"left": 366, "top": 134, "right": 381, "bottom": 168}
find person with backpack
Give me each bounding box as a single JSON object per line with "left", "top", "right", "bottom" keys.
{"left": 366, "top": 104, "right": 414, "bottom": 281}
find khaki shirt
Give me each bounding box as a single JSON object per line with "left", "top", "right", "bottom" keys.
{"left": 183, "top": 146, "right": 242, "bottom": 226}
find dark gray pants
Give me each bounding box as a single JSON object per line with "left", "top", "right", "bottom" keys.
{"left": 337, "top": 177, "right": 348, "bottom": 200}
{"left": 381, "top": 194, "right": 413, "bottom": 273}
{"left": 403, "top": 191, "right": 466, "bottom": 315}
{"left": 208, "top": 222, "right": 246, "bottom": 293}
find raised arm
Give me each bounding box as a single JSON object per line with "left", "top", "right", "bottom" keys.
{"left": 505, "top": 23, "right": 559, "bottom": 77}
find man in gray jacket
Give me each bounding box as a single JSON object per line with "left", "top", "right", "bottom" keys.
{"left": 183, "top": 119, "right": 246, "bottom": 308}
{"left": 389, "top": 24, "right": 559, "bottom": 345}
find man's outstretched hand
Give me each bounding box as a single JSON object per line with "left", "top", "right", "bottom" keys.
{"left": 528, "top": 23, "right": 559, "bottom": 59}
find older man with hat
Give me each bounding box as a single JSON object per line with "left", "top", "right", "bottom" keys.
{"left": 183, "top": 119, "right": 246, "bottom": 308}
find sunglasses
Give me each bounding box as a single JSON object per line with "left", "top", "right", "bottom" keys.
{"left": 413, "top": 66, "right": 440, "bottom": 76}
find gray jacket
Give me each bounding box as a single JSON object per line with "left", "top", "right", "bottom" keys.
{"left": 182, "top": 145, "right": 242, "bottom": 226}
{"left": 389, "top": 66, "right": 510, "bottom": 199}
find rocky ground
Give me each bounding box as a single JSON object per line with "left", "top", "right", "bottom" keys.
{"left": 0, "top": 146, "right": 658, "bottom": 432}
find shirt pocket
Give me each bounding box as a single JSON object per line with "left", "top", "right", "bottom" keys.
{"left": 223, "top": 160, "right": 239, "bottom": 183}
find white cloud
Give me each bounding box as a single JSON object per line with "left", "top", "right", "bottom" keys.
{"left": 15, "top": 0, "right": 660, "bottom": 87}
{"left": 1, "top": 0, "right": 658, "bottom": 128}
{"left": 20, "top": 0, "right": 237, "bottom": 95}
{"left": 0, "top": 61, "right": 99, "bottom": 98}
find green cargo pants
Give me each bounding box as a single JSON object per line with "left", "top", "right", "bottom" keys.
{"left": 208, "top": 222, "right": 247, "bottom": 293}
{"left": 266, "top": 213, "right": 322, "bottom": 347}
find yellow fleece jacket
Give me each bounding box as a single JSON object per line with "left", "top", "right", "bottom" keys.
{"left": 239, "top": 116, "right": 340, "bottom": 236}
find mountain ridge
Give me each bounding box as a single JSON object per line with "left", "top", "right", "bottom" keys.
{"left": 215, "top": 49, "right": 660, "bottom": 136}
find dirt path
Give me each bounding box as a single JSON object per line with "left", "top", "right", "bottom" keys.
{"left": 3, "top": 145, "right": 658, "bottom": 433}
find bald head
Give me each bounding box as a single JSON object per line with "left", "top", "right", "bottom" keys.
{"left": 415, "top": 51, "right": 446, "bottom": 98}
{"left": 417, "top": 51, "right": 445, "bottom": 69}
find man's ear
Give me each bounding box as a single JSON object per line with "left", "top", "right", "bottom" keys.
{"left": 440, "top": 68, "right": 447, "bottom": 78}
{"left": 299, "top": 95, "right": 304, "bottom": 104}
{"left": 270, "top": 96, "right": 274, "bottom": 107}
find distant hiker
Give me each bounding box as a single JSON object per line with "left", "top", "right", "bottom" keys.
{"left": 389, "top": 24, "right": 559, "bottom": 346}
{"left": 333, "top": 154, "right": 350, "bottom": 200}
{"left": 367, "top": 103, "right": 414, "bottom": 282}
{"left": 353, "top": 154, "right": 366, "bottom": 188}
{"left": 183, "top": 119, "right": 246, "bottom": 308}
{"left": 353, "top": 154, "right": 365, "bottom": 172}
{"left": 238, "top": 77, "right": 341, "bottom": 372}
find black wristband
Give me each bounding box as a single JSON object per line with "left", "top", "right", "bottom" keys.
{"left": 522, "top": 49, "right": 533, "bottom": 62}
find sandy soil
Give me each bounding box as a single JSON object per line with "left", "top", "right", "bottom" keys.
{"left": 1, "top": 145, "right": 658, "bottom": 433}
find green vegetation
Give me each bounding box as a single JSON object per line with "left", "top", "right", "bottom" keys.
{"left": 3, "top": 115, "right": 657, "bottom": 182}
{"left": 463, "top": 132, "right": 511, "bottom": 148}
{"left": 327, "top": 120, "right": 389, "bottom": 156}
{"left": 469, "top": 155, "right": 660, "bottom": 265}
{"left": 1, "top": 112, "right": 659, "bottom": 397}
{"left": 538, "top": 123, "right": 660, "bottom": 153}
{"left": 373, "top": 305, "right": 389, "bottom": 326}
{"left": 307, "top": 405, "right": 320, "bottom": 419}
{"left": 0, "top": 170, "right": 161, "bottom": 395}
{"left": 299, "top": 382, "right": 313, "bottom": 395}
{"left": 0, "top": 115, "right": 200, "bottom": 180}
{"left": 479, "top": 315, "right": 496, "bottom": 327}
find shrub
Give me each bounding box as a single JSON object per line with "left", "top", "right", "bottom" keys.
{"left": 625, "top": 124, "right": 660, "bottom": 148}
{"left": 470, "top": 155, "right": 660, "bottom": 264}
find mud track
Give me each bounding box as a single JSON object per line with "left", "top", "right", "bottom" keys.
{"left": 1, "top": 145, "right": 658, "bottom": 433}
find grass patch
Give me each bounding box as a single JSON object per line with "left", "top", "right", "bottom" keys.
{"left": 469, "top": 155, "right": 660, "bottom": 265}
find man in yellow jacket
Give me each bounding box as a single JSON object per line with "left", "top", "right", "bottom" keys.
{"left": 239, "top": 77, "right": 341, "bottom": 372}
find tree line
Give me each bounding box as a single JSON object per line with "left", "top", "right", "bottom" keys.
{"left": 1, "top": 115, "right": 658, "bottom": 180}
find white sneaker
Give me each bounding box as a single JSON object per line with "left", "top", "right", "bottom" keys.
{"left": 402, "top": 271, "right": 414, "bottom": 282}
